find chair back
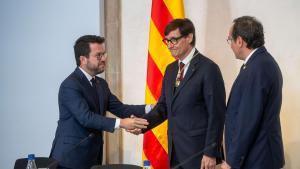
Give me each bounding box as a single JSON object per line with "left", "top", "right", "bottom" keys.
{"left": 14, "top": 157, "right": 58, "bottom": 169}
{"left": 91, "top": 164, "right": 142, "bottom": 169}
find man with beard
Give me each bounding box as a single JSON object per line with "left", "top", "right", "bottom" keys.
{"left": 50, "top": 35, "right": 149, "bottom": 169}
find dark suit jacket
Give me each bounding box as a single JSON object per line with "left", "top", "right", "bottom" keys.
{"left": 143, "top": 50, "right": 226, "bottom": 169}
{"left": 225, "top": 46, "right": 285, "bottom": 169}
{"left": 50, "top": 67, "right": 145, "bottom": 169}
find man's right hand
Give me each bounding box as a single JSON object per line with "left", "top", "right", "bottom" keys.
{"left": 120, "top": 117, "right": 149, "bottom": 130}
{"left": 126, "top": 128, "right": 142, "bottom": 135}
{"left": 221, "top": 161, "right": 231, "bottom": 169}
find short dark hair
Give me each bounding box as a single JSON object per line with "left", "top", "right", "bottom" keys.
{"left": 232, "top": 16, "right": 265, "bottom": 49}
{"left": 74, "top": 35, "right": 105, "bottom": 66}
{"left": 164, "top": 18, "right": 196, "bottom": 46}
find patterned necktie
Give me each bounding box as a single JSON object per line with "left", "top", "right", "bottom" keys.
{"left": 175, "top": 62, "right": 185, "bottom": 89}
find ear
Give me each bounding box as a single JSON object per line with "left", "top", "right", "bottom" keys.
{"left": 79, "top": 56, "right": 87, "bottom": 66}
{"left": 236, "top": 36, "right": 244, "bottom": 48}
{"left": 187, "top": 33, "right": 193, "bottom": 44}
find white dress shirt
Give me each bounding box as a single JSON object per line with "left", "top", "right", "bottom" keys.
{"left": 178, "top": 47, "right": 196, "bottom": 77}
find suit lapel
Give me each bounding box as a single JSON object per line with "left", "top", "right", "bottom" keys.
{"left": 168, "top": 63, "right": 179, "bottom": 99}
{"left": 173, "top": 51, "right": 201, "bottom": 99}
{"left": 227, "top": 47, "right": 267, "bottom": 105}
{"left": 74, "top": 68, "right": 101, "bottom": 113}
{"left": 74, "top": 67, "right": 94, "bottom": 92}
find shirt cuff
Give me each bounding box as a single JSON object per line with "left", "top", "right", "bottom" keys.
{"left": 114, "top": 118, "right": 120, "bottom": 129}
{"left": 145, "top": 104, "right": 152, "bottom": 114}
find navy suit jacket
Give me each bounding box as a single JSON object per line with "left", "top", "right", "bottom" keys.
{"left": 50, "top": 67, "right": 145, "bottom": 169}
{"left": 225, "top": 46, "right": 285, "bottom": 169}
{"left": 143, "top": 50, "right": 226, "bottom": 169}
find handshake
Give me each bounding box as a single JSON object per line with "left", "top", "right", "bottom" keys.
{"left": 120, "top": 115, "right": 148, "bottom": 135}
{"left": 119, "top": 104, "right": 155, "bottom": 135}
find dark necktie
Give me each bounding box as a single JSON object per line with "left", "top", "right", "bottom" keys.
{"left": 179, "top": 62, "right": 185, "bottom": 81}
{"left": 91, "top": 77, "right": 100, "bottom": 112}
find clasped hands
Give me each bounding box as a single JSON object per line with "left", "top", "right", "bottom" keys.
{"left": 120, "top": 103, "right": 156, "bottom": 135}
{"left": 120, "top": 115, "right": 148, "bottom": 134}
{"left": 119, "top": 115, "right": 146, "bottom": 135}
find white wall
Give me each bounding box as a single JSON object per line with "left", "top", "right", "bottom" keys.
{"left": 121, "top": 0, "right": 300, "bottom": 168}
{"left": 121, "top": 0, "right": 151, "bottom": 165}
{"left": 0, "top": 0, "right": 101, "bottom": 168}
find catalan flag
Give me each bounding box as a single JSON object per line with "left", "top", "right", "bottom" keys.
{"left": 143, "top": 0, "right": 185, "bottom": 168}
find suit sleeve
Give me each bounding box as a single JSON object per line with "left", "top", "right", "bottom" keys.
{"left": 101, "top": 81, "right": 145, "bottom": 118}
{"left": 142, "top": 71, "right": 169, "bottom": 133}
{"left": 202, "top": 63, "right": 226, "bottom": 158}
{"left": 59, "top": 81, "right": 116, "bottom": 133}
{"left": 226, "top": 69, "right": 270, "bottom": 168}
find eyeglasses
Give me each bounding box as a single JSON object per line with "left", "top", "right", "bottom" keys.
{"left": 162, "top": 35, "right": 186, "bottom": 45}
{"left": 91, "top": 52, "right": 107, "bottom": 60}
{"left": 226, "top": 37, "right": 233, "bottom": 44}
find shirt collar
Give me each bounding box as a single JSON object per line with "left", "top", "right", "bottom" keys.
{"left": 79, "top": 67, "right": 94, "bottom": 82}
{"left": 179, "top": 47, "right": 196, "bottom": 65}
{"left": 244, "top": 48, "right": 258, "bottom": 64}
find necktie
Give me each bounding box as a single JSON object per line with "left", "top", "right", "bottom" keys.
{"left": 91, "top": 77, "right": 97, "bottom": 88}
{"left": 179, "top": 62, "right": 185, "bottom": 81}
{"left": 91, "top": 77, "right": 100, "bottom": 112}
{"left": 175, "top": 62, "right": 185, "bottom": 88}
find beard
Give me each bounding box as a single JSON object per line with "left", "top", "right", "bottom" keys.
{"left": 86, "top": 61, "right": 105, "bottom": 76}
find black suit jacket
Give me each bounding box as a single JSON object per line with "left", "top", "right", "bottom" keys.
{"left": 225, "top": 46, "right": 285, "bottom": 169}
{"left": 50, "top": 67, "right": 145, "bottom": 169}
{"left": 143, "top": 50, "right": 226, "bottom": 169}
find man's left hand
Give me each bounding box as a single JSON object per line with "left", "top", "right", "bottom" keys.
{"left": 200, "top": 155, "right": 216, "bottom": 169}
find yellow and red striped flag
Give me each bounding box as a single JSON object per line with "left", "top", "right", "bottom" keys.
{"left": 143, "top": 0, "right": 185, "bottom": 168}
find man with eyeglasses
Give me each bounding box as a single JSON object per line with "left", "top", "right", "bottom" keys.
{"left": 50, "top": 35, "right": 150, "bottom": 169}
{"left": 221, "top": 16, "right": 285, "bottom": 169}
{"left": 130, "top": 18, "right": 226, "bottom": 169}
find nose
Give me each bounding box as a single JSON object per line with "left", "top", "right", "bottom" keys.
{"left": 167, "top": 42, "right": 175, "bottom": 49}
{"left": 100, "top": 54, "right": 107, "bottom": 61}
